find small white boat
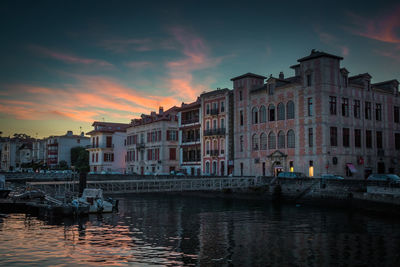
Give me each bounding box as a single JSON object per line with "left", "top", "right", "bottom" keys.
{"left": 77, "top": 188, "right": 114, "bottom": 213}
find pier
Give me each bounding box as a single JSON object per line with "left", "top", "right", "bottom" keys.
{"left": 26, "top": 176, "right": 264, "bottom": 195}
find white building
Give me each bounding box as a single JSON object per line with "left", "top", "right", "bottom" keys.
{"left": 46, "top": 131, "right": 90, "bottom": 168}
{"left": 87, "top": 121, "right": 130, "bottom": 173}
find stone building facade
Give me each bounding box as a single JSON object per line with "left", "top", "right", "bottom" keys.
{"left": 126, "top": 107, "right": 180, "bottom": 175}
{"left": 232, "top": 50, "right": 400, "bottom": 178}
{"left": 178, "top": 99, "right": 202, "bottom": 175}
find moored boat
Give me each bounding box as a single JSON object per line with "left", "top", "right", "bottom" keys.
{"left": 77, "top": 188, "right": 114, "bottom": 213}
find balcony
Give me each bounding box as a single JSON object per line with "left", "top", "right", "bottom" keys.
{"left": 182, "top": 137, "right": 200, "bottom": 143}
{"left": 210, "top": 150, "right": 219, "bottom": 156}
{"left": 183, "top": 157, "right": 201, "bottom": 162}
{"left": 181, "top": 118, "right": 199, "bottom": 125}
{"left": 210, "top": 108, "right": 219, "bottom": 115}
{"left": 203, "top": 128, "right": 226, "bottom": 136}
{"left": 136, "top": 142, "right": 146, "bottom": 149}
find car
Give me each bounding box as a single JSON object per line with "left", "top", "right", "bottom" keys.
{"left": 175, "top": 172, "right": 186, "bottom": 176}
{"left": 144, "top": 172, "right": 153, "bottom": 176}
{"left": 321, "top": 174, "right": 344, "bottom": 180}
{"left": 277, "top": 172, "right": 306, "bottom": 178}
{"left": 367, "top": 174, "right": 400, "bottom": 183}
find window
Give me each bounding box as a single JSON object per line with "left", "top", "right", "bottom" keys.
{"left": 285, "top": 130, "right": 295, "bottom": 148}
{"left": 95, "top": 153, "right": 98, "bottom": 162}
{"left": 213, "top": 120, "right": 217, "bottom": 129}
{"left": 354, "top": 100, "right": 360, "bottom": 118}
{"left": 277, "top": 103, "right": 285, "bottom": 120}
{"left": 343, "top": 128, "right": 350, "bottom": 147}
{"left": 342, "top": 98, "right": 349, "bottom": 117}
{"left": 268, "top": 84, "right": 274, "bottom": 95}
{"left": 240, "top": 110, "right": 244, "bottom": 126}
{"left": 239, "top": 136, "right": 243, "bottom": 152}
{"left": 104, "top": 153, "right": 114, "bottom": 162}
{"left": 169, "top": 148, "right": 176, "bottom": 160}
{"left": 105, "top": 136, "right": 112, "bottom": 148}
{"left": 206, "top": 104, "right": 210, "bottom": 115}
{"left": 278, "top": 131, "right": 285, "bottom": 148}
{"left": 308, "top": 128, "right": 313, "bottom": 147}
{"left": 307, "top": 98, "right": 313, "bottom": 116}
{"left": 395, "top": 106, "right": 400, "bottom": 123}
{"left": 268, "top": 132, "right": 276, "bottom": 149}
{"left": 330, "top": 127, "right": 337, "bottom": 146}
{"left": 206, "top": 121, "right": 210, "bottom": 130}
{"left": 395, "top": 133, "right": 400, "bottom": 150}
{"left": 376, "top": 131, "right": 383, "bottom": 149}
{"left": 269, "top": 104, "right": 275, "bottom": 121}
{"left": 365, "top": 101, "right": 371, "bottom": 119}
{"left": 286, "top": 101, "right": 295, "bottom": 119}
{"left": 220, "top": 101, "right": 225, "bottom": 112}
{"left": 167, "top": 130, "right": 178, "bottom": 141}
{"left": 354, "top": 129, "right": 361, "bottom": 148}
{"left": 375, "top": 103, "right": 382, "bottom": 121}
{"left": 205, "top": 162, "right": 210, "bottom": 174}
{"left": 239, "top": 91, "right": 243, "bottom": 101}
{"left": 260, "top": 105, "right": 267, "bottom": 123}
{"left": 252, "top": 107, "right": 258, "bottom": 124}
{"left": 252, "top": 134, "right": 259, "bottom": 150}
{"left": 221, "top": 118, "right": 225, "bottom": 129}
{"left": 329, "top": 96, "right": 337, "bottom": 115}
{"left": 260, "top": 133, "right": 267, "bottom": 150}
{"left": 366, "top": 130, "right": 372, "bottom": 148}
{"left": 307, "top": 74, "right": 312, "bottom": 86}
{"left": 92, "top": 153, "right": 94, "bottom": 163}
{"left": 206, "top": 141, "right": 210, "bottom": 155}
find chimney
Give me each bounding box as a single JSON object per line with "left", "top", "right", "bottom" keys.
{"left": 66, "top": 130, "right": 73, "bottom": 136}
{"left": 279, "top": 72, "right": 284, "bottom": 80}
{"left": 159, "top": 106, "right": 164, "bottom": 114}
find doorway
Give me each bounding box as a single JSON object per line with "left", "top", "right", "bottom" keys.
{"left": 377, "top": 162, "right": 385, "bottom": 174}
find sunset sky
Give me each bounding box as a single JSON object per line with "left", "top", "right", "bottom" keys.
{"left": 1, "top": 0, "right": 400, "bottom": 138}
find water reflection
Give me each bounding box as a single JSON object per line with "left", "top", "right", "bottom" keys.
{"left": 1, "top": 194, "right": 400, "bottom": 266}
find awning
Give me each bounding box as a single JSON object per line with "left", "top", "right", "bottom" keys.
{"left": 346, "top": 163, "right": 357, "bottom": 173}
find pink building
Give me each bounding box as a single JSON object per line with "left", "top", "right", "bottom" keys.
{"left": 232, "top": 50, "right": 400, "bottom": 178}
{"left": 200, "top": 89, "right": 233, "bottom": 175}
{"left": 87, "top": 122, "right": 130, "bottom": 173}
{"left": 126, "top": 107, "right": 180, "bottom": 175}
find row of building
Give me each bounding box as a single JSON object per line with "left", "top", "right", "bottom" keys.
{"left": 86, "top": 50, "right": 400, "bottom": 179}
{"left": 0, "top": 131, "right": 90, "bottom": 171}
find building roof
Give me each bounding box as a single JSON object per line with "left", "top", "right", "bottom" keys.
{"left": 200, "top": 88, "right": 231, "bottom": 98}
{"left": 297, "top": 49, "right": 343, "bottom": 62}
{"left": 177, "top": 97, "right": 201, "bottom": 111}
{"left": 87, "top": 121, "right": 131, "bottom": 135}
{"left": 349, "top": 73, "right": 372, "bottom": 80}
{"left": 230, "top": 72, "right": 266, "bottom": 81}
{"left": 130, "top": 106, "right": 179, "bottom": 127}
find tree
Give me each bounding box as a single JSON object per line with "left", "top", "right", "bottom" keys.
{"left": 71, "top": 146, "right": 89, "bottom": 173}
{"left": 58, "top": 160, "right": 68, "bottom": 170}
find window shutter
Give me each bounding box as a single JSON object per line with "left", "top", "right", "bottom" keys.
{"left": 158, "top": 130, "right": 161, "bottom": 141}
{"left": 167, "top": 130, "right": 170, "bottom": 141}
{"left": 111, "top": 153, "right": 114, "bottom": 162}
{"left": 176, "top": 131, "right": 179, "bottom": 141}
{"left": 147, "top": 132, "right": 151, "bottom": 142}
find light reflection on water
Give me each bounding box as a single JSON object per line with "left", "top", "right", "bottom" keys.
{"left": 1, "top": 194, "right": 400, "bottom": 266}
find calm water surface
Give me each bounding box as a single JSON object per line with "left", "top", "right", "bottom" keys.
{"left": 1, "top": 194, "right": 400, "bottom": 266}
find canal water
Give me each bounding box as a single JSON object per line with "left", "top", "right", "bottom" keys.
{"left": 1, "top": 194, "right": 400, "bottom": 266}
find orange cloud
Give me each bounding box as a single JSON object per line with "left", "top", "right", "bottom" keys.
{"left": 347, "top": 6, "right": 400, "bottom": 46}
{"left": 165, "top": 27, "right": 223, "bottom": 102}
{"left": 29, "top": 45, "right": 113, "bottom": 67}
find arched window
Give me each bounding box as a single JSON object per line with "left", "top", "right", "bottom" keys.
{"left": 206, "top": 141, "right": 210, "bottom": 155}
{"left": 278, "top": 131, "right": 285, "bottom": 148}
{"left": 287, "top": 130, "right": 295, "bottom": 148}
{"left": 205, "top": 161, "right": 210, "bottom": 174}
{"left": 252, "top": 134, "right": 259, "bottom": 150}
{"left": 212, "top": 161, "right": 217, "bottom": 175}
{"left": 252, "top": 107, "right": 258, "bottom": 124}
{"left": 260, "top": 133, "right": 267, "bottom": 150}
{"left": 277, "top": 103, "right": 285, "bottom": 120}
{"left": 268, "top": 132, "right": 276, "bottom": 149}
{"left": 220, "top": 139, "right": 225, "bottom": 154}
{"left": 260, "top": 105, "right": 267, "bottom": 123}
{"left": 269, "top": 104, "right": 275, "bottom": 121}
{"left": 287, "top": 101, "right": 295, "bottom": 119}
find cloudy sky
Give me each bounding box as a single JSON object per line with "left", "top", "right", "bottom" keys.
{"left": 1, "top": 0, "right": 399, "bottom": 138}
